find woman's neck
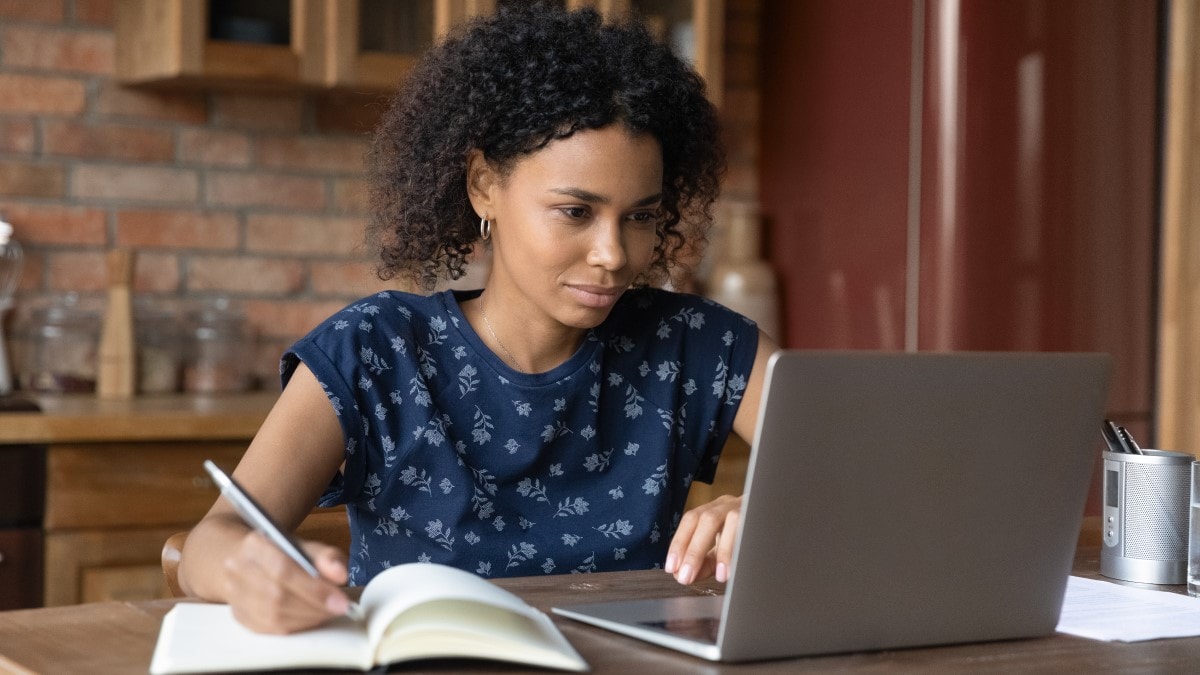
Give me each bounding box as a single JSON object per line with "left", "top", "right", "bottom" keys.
{"left": 468, "top": 288, "right": 589, "bottom": 374}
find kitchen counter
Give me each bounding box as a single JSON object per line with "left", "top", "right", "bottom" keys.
{"left": 0, "top": 392, "right": 283, "bottom": 608}
{"left": 0, "top": 392, "right": 277, "bottom": 444}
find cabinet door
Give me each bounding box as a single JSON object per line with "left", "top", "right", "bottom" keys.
{"left": 116, "top": 0, "right": 323, "bottom": 88}
{"left": 45, "top": 511, "right": 349, "bottom": 607}
{"left": 574, "top": 0, "right": 724, "bottom": 106}
{"left": 319, "top": 0, "right": 432, "bottom": 90}
{"left": 43, "top": 527, "right": 179, "bottom": 606}
{"left": 116, "top": 0, "right": 722, "bottom": 94}
{"left": 45, "top": 442, "right": 246, "bottom": 530}
{"left": 319, "top": 0, "right": 496, "bottom": 91}
{"left": 116, "top": 0, "right": 500, "bottom": 91}
{"left": 0, "top": 445, "right": 43, "bottom": 527}
{"left": 81, "top": 563, "right": 173, "bottom": 604}
{"left": 0, "top": 529, "right": 42, "bottom": 610}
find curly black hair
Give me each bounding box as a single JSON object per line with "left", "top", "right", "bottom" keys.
{"left": 367, "top": 3, "right": 725, "bottom": 290}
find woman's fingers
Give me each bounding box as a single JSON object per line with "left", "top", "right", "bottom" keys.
{"left": 666, "top": 495, "right": 742, "bottom": 585}
{"left": 714, "top": 508, "right": 739, "bottom": 582}
{"left": 223, "top": 532, "right": 350, "bottom": 634}
{"left": 304, "top": 540, "right": 351, "bottom": 586}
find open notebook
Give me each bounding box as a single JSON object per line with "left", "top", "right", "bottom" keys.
{"left": 554, "top": 350, "right": 1111, "bottom": 662}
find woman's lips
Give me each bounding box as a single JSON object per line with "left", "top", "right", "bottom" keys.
{"left": 566, "top": 284, "right": 624, "bottom": 308}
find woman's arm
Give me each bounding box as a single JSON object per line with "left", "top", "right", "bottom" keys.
{"left": 665, "top": 329, "right": 780, "bottom": 585}
{"left": 177, "top": 363, "right": 352, "bottom": 633}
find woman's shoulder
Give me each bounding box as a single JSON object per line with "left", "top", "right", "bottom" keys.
{"left": 342, "top": 288, "right": 446, "bottom": 314}
{"left": 285, "top": 289, "right": 467, "bottom": 384}
{"left": 297, "top": 289, "right": 462, "bottom": 347}
{"left": 609, "top": 287, "right": 756, "bottom": 332}
{"left": 599, "top": 287, "right": 758, "bottom": 365}
{"left": 334, "top": 289, "right": 454, "bottom": 324}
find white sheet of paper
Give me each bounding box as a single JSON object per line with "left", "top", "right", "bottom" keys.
{"left": 1056, "top": 576, "right": 1200, "bottom": 642}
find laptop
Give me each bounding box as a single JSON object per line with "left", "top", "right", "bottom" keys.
{"left": 552, "top": 350, "right": 1111, "bottom": 662}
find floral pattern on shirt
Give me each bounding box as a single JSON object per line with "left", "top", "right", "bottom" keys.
{"left": 283, "top": 287, "right": 757, "bottom": 586}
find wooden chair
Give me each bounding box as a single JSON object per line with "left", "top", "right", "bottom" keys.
{"left": 161, "top": 507, "right": 352, "bottom": 597}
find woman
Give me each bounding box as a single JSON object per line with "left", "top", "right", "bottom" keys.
{"left": 178, "top": 4, "right": 779, "bottom": 634}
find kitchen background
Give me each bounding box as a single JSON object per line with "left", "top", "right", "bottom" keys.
{"left": 0, "top": 0, "right": 762, "bottom": 392}
{"left": 1, "top": 0, "right": 1197, "bottom": 514}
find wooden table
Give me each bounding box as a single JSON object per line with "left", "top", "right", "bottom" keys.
{"left": 1, "top": 546, "right": 1198, "bottom": 674}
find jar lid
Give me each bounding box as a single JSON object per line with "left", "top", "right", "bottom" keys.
{"left": 28, "top": 293, "right": 101, "bottom": 325}
{"left": 188, "top": 297, "right": 245, "bottom": 323}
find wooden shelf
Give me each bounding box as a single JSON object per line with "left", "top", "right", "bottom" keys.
{"left": 115, "top": 0, "right": 493, "bottom": 92}
{"left": 115, "top": 0, "right": 722, "bottom": 97}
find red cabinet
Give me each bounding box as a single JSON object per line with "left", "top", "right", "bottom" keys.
{"left": 760, "top": 0, "right": 1159, "bottom": 517}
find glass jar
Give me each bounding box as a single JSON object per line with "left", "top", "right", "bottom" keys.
{"left": 183, "top": 298, "right": 254, "bottom": 393}
{"left": 14, "top": 293, "right": 101, "bottom": 393}
{"left": 0, "top": 217, "right": 23, "bottom": 395}
{"left": 135, "top": 297, "right": 183, "bottom": 394}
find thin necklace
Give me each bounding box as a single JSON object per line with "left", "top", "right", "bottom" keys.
{"left": 479, "top": 291, "right": 520, "bottom": 369}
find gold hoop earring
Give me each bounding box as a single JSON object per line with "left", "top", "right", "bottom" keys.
{"left": 479, "top": 217, "right": 491, "bottom": 241}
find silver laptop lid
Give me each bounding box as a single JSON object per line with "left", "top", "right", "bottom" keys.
{"left": 717, "top": 350, "right": 1110, "bottom": 661}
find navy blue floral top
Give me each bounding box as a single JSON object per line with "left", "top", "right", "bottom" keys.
{"left": 283, "top": 287, "right": 758, "bottom": 585}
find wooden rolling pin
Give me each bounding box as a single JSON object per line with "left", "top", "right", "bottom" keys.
{"left": 97, "top": 247, "right": 137, "bottom": 399}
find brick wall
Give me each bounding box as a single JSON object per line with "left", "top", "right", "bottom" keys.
{"left": 0, "top": 0, "right": 761, "bottom": 388}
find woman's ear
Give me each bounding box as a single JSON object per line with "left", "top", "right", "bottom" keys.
{"left": 465, "top": 149, "right": 498, "bottom": 218}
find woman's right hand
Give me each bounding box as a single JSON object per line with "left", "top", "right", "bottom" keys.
{"left": 221, "top": 530, "right": 354, "bottom": 634}
{"left": 177, "top": 362, "right": 355, "bottom": 633}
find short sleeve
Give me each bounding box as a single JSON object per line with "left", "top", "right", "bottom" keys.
{"left": 280, "top": 295, "right": 423, "bottom": 507}
{"left": 680, "top": 299, "right": 759, "bottom": 484}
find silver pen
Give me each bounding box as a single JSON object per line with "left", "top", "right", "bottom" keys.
{"left": 1116, "top": 426, "right": 1145, "bottom": 456}
{"left": 203, "top": 460, "right": 363, "bottom": 620}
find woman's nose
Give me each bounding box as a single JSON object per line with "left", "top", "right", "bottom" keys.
{"left": 587, "top": 220, "right": 627, "bottom": 271}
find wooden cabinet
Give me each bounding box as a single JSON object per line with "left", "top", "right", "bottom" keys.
{"left": 0, "top": 529, "right": 42, "bottom": 610}
{"left": 627, "top": 0, "right": 724, "bottom": 106}
{"left": 0, "top": 393, "right": 294, "bottom": 607}
{"left": 40, "top": 437, "right": 350, "bottom": 606}
{"left": 115, "top": 0, "right": 493, "bottom": 91}
{"left": 45, "top": 442, "right": 244, "bottom": 531}
{"left": 115, "top": 0, "right": 722, "bottom": 96}
{"left": 116, "top": 0, "right": 310, "bottom": 89}
{"left": 40, "top": 440, "right": 245, "bottom": 606}
{"left": 0, "top": 443, "right": 43, "bottom": 609}
{"left": 44, "top": 526, "right": 186, "bottom": 605}
{"left": 323, "top": 0, "right": 491, "bottom": 91}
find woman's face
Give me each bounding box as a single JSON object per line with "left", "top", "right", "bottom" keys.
{"left": 475, "top": 125, "right": 663, "bottom": 330}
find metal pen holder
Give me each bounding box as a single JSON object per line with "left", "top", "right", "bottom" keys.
{"left": 1101, "top": 449, "right": 1194, "bottom": 584}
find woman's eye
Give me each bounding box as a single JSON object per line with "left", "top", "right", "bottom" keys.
{"left": 561, "top": 207, "right": 588, "bottom": 219}
{"left": 628, "top": 211, "right": 658, "bottom": 224}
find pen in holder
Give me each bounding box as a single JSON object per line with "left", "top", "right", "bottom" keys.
{"left": 1101, "top": 449, "right": 1194, "bottom": 584}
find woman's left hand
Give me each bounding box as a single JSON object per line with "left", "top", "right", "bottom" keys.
{"left": 664, "top": 495, "right": 743, "bottom": 585}
{"left": 664, "top": 331, "right": 775, "bottom": 586}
